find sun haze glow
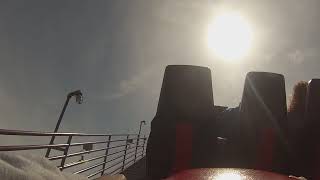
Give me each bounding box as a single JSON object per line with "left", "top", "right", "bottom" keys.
{"left": 208, "top": 12, "right": 253, "bottom": 62}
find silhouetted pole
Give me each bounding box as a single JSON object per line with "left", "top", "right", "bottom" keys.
{"left": 134, "top": 120, "right": 146, "bottom": 162}
{"left": 45, "top": 90, "right": 83, "bottom": 157}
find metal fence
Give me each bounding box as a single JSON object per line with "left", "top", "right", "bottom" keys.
{"left": 0, "top": 129, "right": 147, "bottom": 179}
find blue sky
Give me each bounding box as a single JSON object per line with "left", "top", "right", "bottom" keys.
{"left": 0, "top": 0, "right": 320, "bottom": 136}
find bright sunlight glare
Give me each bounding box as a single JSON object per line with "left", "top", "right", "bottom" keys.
{"left": 208, "top": 12, "right": 253, "bottom": 62}
{"left": 213, "top": 172, "right": 242, "bottom": 180}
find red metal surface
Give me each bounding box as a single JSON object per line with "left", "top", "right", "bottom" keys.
{"left": 257, "top": 128, "right": 275, "bottom": 169}
{"left": 165, "top": 168, "right": 295, "bottom": 180}
{"left": 172, "top": 123, "right": 193, "bottom": 173}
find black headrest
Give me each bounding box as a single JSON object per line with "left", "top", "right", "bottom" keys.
{"left": 156, "top": 65, "right": 214, "bottom": 121}
{"left": 240, "top": 72, "right": 287, "bottom": 128}
{"left": 305, "top": 79, "right": 320, "bottom": 127}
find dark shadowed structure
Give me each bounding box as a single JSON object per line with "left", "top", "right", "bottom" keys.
{"left": 146, "top": 65, "right": 217, "bottom": 179}
{"left": 298, "top": 79, "right": 320, "bottom": 179}
{"left": 156, "top": 65, "right": 214, "bottom": 120}
{"left": 230, "top": 72, "right": 289, "bottom": 173}
{"left": 286, "top": 81, "right": 308, "bottom": 175}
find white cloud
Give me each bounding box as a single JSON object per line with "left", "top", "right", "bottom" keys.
{"left": 287, "top": 48, "right": 320, "bottom": 64}
{"left": 105, "top": 68, "right": 156, "bottom": 100}
{"left": 154, "top": 0, "right": 213, "bottom": 26}
{"left": 105, "top": 76, "right": 142, "bottom": 100}
{"left": 262, "top": 52, "right": 278, "bottom": 63}
{"left": 288, "top": 50, "right": 305, "bottom": 64}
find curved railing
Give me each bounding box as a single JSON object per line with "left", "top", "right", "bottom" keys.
{"left": 0, "top": 129, "right": 147, "bottom": 179}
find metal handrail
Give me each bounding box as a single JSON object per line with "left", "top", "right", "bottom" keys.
{"left": 76, "top": 146, "right": 144, "bottom": 175}
{"left": 60, "top": 154, "right": 107, "bottom": 170}
{"left": 50, "top": 141, "right": 141, "bottom": 160}
{"left": 87, "top": 159, "right": 124, "bottom": 178}
{"left": 62, "top": 145, "right": 140, "bottom": 171}
{"left": 0, "top": 129, "right": 138, "bottom": 137}
{"left": 49, "top": 147, "right": 110, "bottom": 160}
{"left": 0, "top": 128, "right": 148, "bottom": 179}
{"left": 0, "top": 137, "right": 145, "bottom": 152}
{"left": 74, "top": 161, "right": 108, "bottom": 174}
{"left": 109, "top": 152, "right": 141, "bottom": 175}
{"left": 76, "top": 146, "right": 145, "bottom": 178}
{"left": 109, "top": 165, "right": 123, "bottom": 175}
{"left": 73, "top": 147, "right": 143, "bottom": 175}
{"left": 61, "top": 146, "right": 144, "bottom": 170}
{"left": 0, "top": 143, "right": 70, "bottom": 151}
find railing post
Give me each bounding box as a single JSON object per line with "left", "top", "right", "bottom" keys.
{"left": 134, "top": 134, "right": 140, "bottom": 163}
{"left": 101, "top": 135, "right": 111, "bottom": 176}
{"left": 141, "top": 135, "right": 146, "bottom": 158}
{"left": 60, "top": 135, "right": 73, "bottom": 170}
{"left": 121, "top": 135, "right": 130, "bottom": 172}
{"left": 46, "top": 96, "right": 71, "bottom": 158}
{"left": 46, "top": 90, "right": 83, "bottom": 158}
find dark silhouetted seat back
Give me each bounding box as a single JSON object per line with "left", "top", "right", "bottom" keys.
{"left": 146, "top": 65, "right": 216, "bottom": 179}
{"left": 236, "top": 72, "right": 289, "bottom": 173}
{"left": 299, "top": 79, "right": 320, "bottom": 179}
{"left": 156, "top": 65, "right": 214, "bottom": 120}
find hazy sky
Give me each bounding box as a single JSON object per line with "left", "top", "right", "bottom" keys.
{"left": 0, "top": 0, "right": 319, "bottom": 135}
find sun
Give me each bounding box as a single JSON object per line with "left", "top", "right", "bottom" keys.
{"left": 208, "top": 12, "right": 253, "bottom": 61}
